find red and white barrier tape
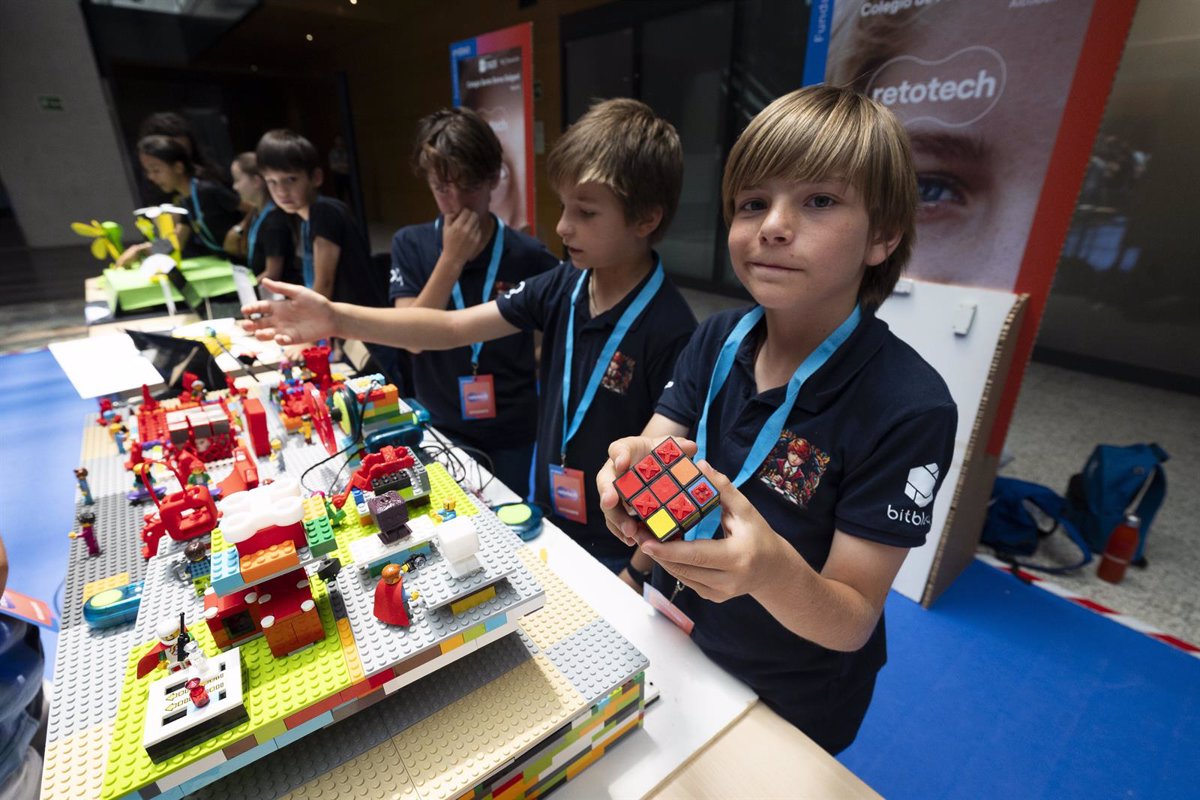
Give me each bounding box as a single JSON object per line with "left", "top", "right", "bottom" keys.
{"left": 976, "top": 553, "right": 1200, "bottom": 659}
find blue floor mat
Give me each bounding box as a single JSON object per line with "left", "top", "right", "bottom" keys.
{"left": 0, "top": 349, "right": 93, "bottom": 678}
{"left": 841, "top": 560, "right": 1200, "bottom": 800}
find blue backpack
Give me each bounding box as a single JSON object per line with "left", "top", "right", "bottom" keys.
{"left": 983, "top": 477, "right": 1092, "bottom": 573}
{"left": 1065, "top": 443, "right": 1169, "bottom": 565}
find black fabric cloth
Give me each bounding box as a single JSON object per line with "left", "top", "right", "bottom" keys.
{"left": 179, "top": 179, "right": 241, "bottom": 260}
{"left": 248, "top": 206, "right": 301, "bottom": 285}
{"left": 307, "top": 195, "right": 385, "bottom": 307}
{"left": 496, "top": 259, "right": 696, "bottom": 559}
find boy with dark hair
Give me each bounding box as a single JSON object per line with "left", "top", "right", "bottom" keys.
{"left": 598, "top": 85, "right": 958, "bottom": 753}
{"left": 243, "top": 99, "right": 697, "bottom": 572}
{"left": 388, "top": 107, "right": 557, "bottom": 497}
{"left": 256, "top": 129, "right": 384, "bottom": 307}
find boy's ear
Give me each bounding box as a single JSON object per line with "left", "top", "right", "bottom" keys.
{"left": 310, "top": 167, "right": 324, "bottom": 190}
{"left": 865, "top": 228, "right": 902, "bottom": 268}
{"left": 633, "top": 206, "right": 664, "bottom": 240}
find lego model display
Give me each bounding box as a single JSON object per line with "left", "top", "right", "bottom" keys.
{"left": 42, "top": 359, "right": 649, "bottom": 800}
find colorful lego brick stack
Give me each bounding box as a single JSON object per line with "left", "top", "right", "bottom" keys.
{"left": 612, "top": 437, "right": 721, "bottom": 542}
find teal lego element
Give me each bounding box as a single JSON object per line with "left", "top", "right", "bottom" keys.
{"left": 304, "top": 515, "right": 336, "bottom": 557}
{"left": 485, "top": 613, "right": 509, "bottom": 632}
{"left": 209, "top": 548, "right": 243, "bottom": 595}
{"left": 364, "top": 542, "right": 432, "bottom": 579}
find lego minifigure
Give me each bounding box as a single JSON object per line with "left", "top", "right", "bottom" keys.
{"left": 300, "top": 417, "right": 313, "bottom": 445}
{"left": 70, "top": 509, "right": 100, "bottom": 556}
{"left": 188, "top": 463, "right": 212, "bottom": 488}
{"left": 136, "top": 615, "right": 194, "bottom": 678}
{"left": 373, "top": 564, "right": 411, "bottom": 627}
{"left": 113, "top": 424, "right": 129, "bottom": 455}
{"left": 438, "top": 499, "right": 457, "bottom": 522}
{"left": 74, "top": 467, "right": 94, "bottom": 505}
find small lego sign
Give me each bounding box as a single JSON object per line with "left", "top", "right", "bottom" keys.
{"left": 459, "top": 374, "right": 497, "bottom": 420}
{"left": 0, "top": 588, "right": 57, "bottom": 630}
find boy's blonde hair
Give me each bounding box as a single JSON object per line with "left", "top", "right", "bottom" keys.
{"left": 721, "top": 85, "right": 917, "bottom": 309}
{"left": 547, "top": 98, "right": 682, "bottom": 245}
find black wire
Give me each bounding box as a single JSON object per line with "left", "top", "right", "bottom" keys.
{"left": 297, "top": 383, "right": 369, "bottom": 496}
{"left": 420, "top": 425, "right": 495, "bottom": 494}
{"left": 210, "top": 334, "right": 261, "bottom": 384}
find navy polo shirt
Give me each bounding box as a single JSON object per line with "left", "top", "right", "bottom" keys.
{"left": 656, "top": 307, "right": 957, "bottom": 732}
{"left": 496, "top": 260, "right": 697, "bottom": 559}
{"left": 388, "top": 219, "right": 558, "bottom": 450}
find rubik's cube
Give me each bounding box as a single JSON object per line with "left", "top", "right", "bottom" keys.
{"left": 612, "top": 437, "right": 720, "bottom": 542}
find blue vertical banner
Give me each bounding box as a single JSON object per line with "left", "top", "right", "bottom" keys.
{"left": 448, "top": 38, "right": 476, "bottom": 106}
{"left": 803, "top": 0, "right": 834, "bottom": 86}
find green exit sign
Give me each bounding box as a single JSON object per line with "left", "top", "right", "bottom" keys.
{"left": 37, "top": 95, "right": 64, "bottom": 112}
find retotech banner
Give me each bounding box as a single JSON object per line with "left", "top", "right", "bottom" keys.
{"left": 819, "top": 0, "right": 1137, "bottom": 454}
{"left": 450, "top": 23, "right": 536, "bottom": 234}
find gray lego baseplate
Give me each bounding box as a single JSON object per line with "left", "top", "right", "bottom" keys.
{"left": 544, "top": 617, "right": 650, "bottom": 705}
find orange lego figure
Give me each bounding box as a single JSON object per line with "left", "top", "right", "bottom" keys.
{"left": 372, "top": 563, "right": 410, "bottom": 627}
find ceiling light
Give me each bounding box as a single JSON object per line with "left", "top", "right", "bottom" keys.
{"left": 305, "top": 33, "right": 313, "bottom": 41}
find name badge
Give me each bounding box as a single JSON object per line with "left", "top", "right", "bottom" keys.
{"left": 643, "top": 582, "right": 694, "bottom": 635}
{"left": 548, "top": 464, "right": 588, "bottom": 524}
{"left": 459, "top": 374, "right": 497, "bottom": 420}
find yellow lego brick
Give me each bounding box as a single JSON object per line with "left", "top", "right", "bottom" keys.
{"left": 255, "top": 718, "right": 287, "bottom": 745}
{"left": 82, "top": 572, "right": 130, "bottom": 602}
{"left": 336, "top": 617, "right": 364, "bottom": 685}
{"left": 450, "top": 585, "right": 496, "bottom": 615}
{"left": 303, "top": 495, "right": 327, "bottom": 522}
{"left": 239, "top": 540, "right": 300, "bottom": 584}
{"left": 281, "top": 740, "right": 419, "bottom": 800}
{"left": 646, "top": 508, "right": 677, "bottom": 540}
{"left": 516, "top": 548, "right": 599, "bottom": 651}
{"left": 391, "top": 654, "right": 583, "bottom": 800}
{"left": 42, "top": 722, "right": 112, "bottom": 800}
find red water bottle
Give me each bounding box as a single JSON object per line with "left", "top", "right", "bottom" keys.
{"left": 1097, "top": 513, "right": 1140, "bottom": 584}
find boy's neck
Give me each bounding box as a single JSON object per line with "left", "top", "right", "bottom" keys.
{"left": 588, "top": 252, "right": 654, "bottom": 315}
{"left": 296, "top": 199, "right": 314, "bottom": 221}
{"left": 172, "top": 176, "right": 192, "bottom": 196}
{"left": 756, "top": 298, "right": 859, "bottom": 391}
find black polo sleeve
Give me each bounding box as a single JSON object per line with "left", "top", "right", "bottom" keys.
{"left": 834, "top": 401, "right": 958, "bottom": 548}
{"left": 494, "top": 264, "right": 568, "bottom": 332}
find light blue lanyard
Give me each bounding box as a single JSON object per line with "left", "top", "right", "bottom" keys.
{"left": 560, "top": 260, "right": 664, "bottom": 463}
{"left": 246, "top": 200, "right": 275, "bottom": 267}
{"left": 188, "top": 178, "right": 224, "bottom": 254}
{"left": 300, "top": 218, "right": 314, "bottom": 288}
{"left": 435, "top": 215, "right": 505, "bottom": 370}
{"left": 690, "top": 304, "right": 862, "bottom": 540}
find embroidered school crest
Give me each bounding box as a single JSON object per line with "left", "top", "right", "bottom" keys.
{"left": 601, "top": 351, "right": 635, "bottom": 395}
{"left": 757, "top": 431, "right": 830, "bottom": 508}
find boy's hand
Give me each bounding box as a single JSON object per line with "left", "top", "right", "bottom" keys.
{"left": 638, "top": 460, "right": 793, "bottom": 603}
{"left": 597, "top": 435, "right": 699, "bottom": 547}
{"left": 440, "top": 209, "right": 488, "bottom": 268}
{"left": 241, "top": 278, "right": 337, "bottom": 345}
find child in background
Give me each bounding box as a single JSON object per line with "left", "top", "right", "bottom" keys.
{"left": 597, "top": 85, "right": 957, "bottom": 753}
{"left": 225, "top": 152, "right": 301, "bottom": 284}
{"left": 255, "top": 129, "right": 384, "bottom": 307}
{"left": 243, "top": 99, "right": 697, "bottom": 573}
{"left": 388, "top": 107, "right": 558, "bottom": 497}
{"left": 121, "top": 135, "right": 242, "bottom": 262}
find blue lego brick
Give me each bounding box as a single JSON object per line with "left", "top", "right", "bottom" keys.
{"left": 209, "top": 548, "right": 243, "bottom": 595}
{"left": 485, "top": 613, "right": 508, "bottom": 632}
{"left": 273, "top": 711, "right": 334, "bottom": 749}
